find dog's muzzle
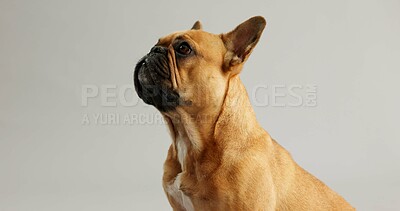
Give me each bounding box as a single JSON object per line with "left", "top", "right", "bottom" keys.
{"left": 134, "top": 46, "right": 179, "bottom": 112}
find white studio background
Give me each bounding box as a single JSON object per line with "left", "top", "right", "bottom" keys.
{"left": 1, "top": 0, "right": 399, "bottom": 210}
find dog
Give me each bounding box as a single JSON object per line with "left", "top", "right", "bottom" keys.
{"left": 134, "top": 16, "right": 354, "bottom": 211}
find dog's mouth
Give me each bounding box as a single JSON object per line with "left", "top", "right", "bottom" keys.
{"left": 134, "top": 48, "right": 180, "bottom": 112}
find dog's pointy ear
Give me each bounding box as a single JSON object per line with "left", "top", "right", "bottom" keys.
{"left": 191, "top": 21, "right": 202, "bottom": 30}
{"left": 221, "top": 16, "right": 266, "bottom": 70}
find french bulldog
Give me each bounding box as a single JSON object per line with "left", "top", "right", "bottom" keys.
{"left": 134, "top": 16, "right": 354, "bottom": 211}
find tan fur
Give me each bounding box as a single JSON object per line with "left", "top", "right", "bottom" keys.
{"left": 152, "top": 17, "right": 354, "bottom": 210}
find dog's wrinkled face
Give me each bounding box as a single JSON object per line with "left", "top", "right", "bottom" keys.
{"left": 134, "top": 28, "right": 228, "bottom": 114}
{"left": 134, "top": 43, "right": 180, "bottom": 112}
{"left": 134, "top": 17, "right": 266, "bottom": 115}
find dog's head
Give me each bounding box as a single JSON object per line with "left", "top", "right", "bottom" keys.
{"left": 134, "top": 16, "right": 266, "bottom": 115}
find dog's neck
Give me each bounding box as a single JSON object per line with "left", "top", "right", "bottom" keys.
{"left": 163, "top": 75, "right": 269, "bottom": 170}
{"left": 213, "top": 76, "right": 268, "bottom": 142}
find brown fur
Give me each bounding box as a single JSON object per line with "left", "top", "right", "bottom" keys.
{"left": 151, "top": 16, "right": 354, "bottom": 210}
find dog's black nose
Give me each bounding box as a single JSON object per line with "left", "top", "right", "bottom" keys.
{"left": 150, "top": 46, "right": 167, "bottom": 54}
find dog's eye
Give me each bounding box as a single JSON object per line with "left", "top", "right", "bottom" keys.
{"left": 176, "top": 42, "right": 192, "bottom": 55}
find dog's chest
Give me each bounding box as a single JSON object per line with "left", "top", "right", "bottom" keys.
{"left": 165, "top": 135, "right": 194, "bottom": 210}
{"left": 166, "top": 173, "right": 194, "bottom": 211}
{"left": 176, "top": 136, "right": 188, "bottom": 169}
